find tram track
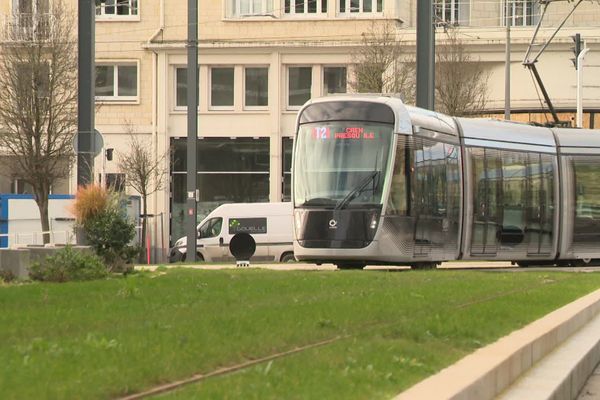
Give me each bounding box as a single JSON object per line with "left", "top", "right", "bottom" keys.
{"left": 115, "top": 273, "right": 576, "bottom": 399}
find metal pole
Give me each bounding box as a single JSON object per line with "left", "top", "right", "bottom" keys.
{"left": 186, "top": 0, "right": 198, "bottom": 262}
{"left": 577, "top": 46, "right": 590, "bottom": 128}
{"left": 416, "top": 0, "right": 434, "bottom": 110}
{"left": 504, "top": 5, "right": 511, "bottom": 120}
{"left": 77, "top": 0, "right": 95, "bottom": 186}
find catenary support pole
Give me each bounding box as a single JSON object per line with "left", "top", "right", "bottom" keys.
{"left": 416, "top": 0, "right": 434, "bottom": 110}
{"left": 186, "top": 0, "right": 199, "bottom": 262}
{"left": 577, "top": 46, "right": 590, "bottom": 128}
{"left": 504, "top": 9, "right": 511, "bottom": 120}
{"left": 77, "top": 0, "right": 95, "bottom": 186}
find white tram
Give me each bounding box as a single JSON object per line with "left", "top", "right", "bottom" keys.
{"left": 292, "top": 95, "right": 600, "bottom": 269}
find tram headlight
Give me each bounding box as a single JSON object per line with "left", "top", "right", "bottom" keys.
{"left": 294, "top": 210, "right": 304, "bottom": 238}
{"left": 369, "top": 212, "right": 379, "bottom": 231}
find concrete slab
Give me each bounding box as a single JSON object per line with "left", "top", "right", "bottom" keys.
{"left": 393, "top": 289, "right": 600, "bottom": 400}
{"left": 499, "top": 310, "right": 600, "bottom": 400}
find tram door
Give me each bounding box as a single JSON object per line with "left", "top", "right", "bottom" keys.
{"left": 526, "top": 153, "right": 554, "bottom": 256}
{"left": 471, "top": 148, "right": 502, "bottom": 256}
{"left": 412, "top": 139, "right": 449, "bottom": 258}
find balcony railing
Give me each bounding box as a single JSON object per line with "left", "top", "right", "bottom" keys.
{"left": 0, "top": 13, "right": 55, "bottom": 42}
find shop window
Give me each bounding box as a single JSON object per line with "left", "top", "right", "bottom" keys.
{"left": 282, "top": 137, "right": 293, "bottom": 201}
{"left": 170, "top": 137, "right": 270, "bottom": 242}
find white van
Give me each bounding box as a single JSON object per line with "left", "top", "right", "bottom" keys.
{"left": 169, "top": 202, "right": 295, "bottom": 263}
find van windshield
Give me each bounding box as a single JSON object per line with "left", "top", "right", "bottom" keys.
{"left": 198, "top": 217, "right": 222, "bottom": 239}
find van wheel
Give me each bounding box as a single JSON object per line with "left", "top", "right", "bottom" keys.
{"left": 181, "top": 253, "right": 204, "bottom": 262}
{"left": 280, "top": 253, "right": 296, "bottom": 263}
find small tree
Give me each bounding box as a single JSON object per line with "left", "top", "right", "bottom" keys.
{"left": 117, "top": 126, "right": 169, "bottom": 257}
{"left": 71, "top": 184, "right": 137, "bottom": 273}
{"left": 435, "top": 29, "right": 490, "bottom": 116}
{"left": 0, "top": 1, "right": 77, "bottom": 243}
{"left": 350, "top": 21, "right": 415, "bottom": 103}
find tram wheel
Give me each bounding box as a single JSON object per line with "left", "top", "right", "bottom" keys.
{"left": 336, "top": 262, "right": 366, "bottom": 270}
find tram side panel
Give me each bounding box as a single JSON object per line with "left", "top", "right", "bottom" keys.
{"left": 559, "top": 153, "right": 600, "bottom": 261}
{"left": 461, "top": 145, "right": 558, "bottom": 262}
{"left": 378, "top": 134, "right": 461, "bottom": 263}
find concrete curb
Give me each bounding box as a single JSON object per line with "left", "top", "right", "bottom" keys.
{"left": 393, "top": 288, "right": 600, "bottom": 400}
{"left": 499, "top": 311, "right": 600, "bottom": 399}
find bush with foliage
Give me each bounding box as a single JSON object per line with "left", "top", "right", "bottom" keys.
{"left": 84, "top": 208, "right": 138, "bottom": 273}
{"left": 71, "top": 184, "right": 139, "bottom": 273}
{"left": 30, "top": 246, "right": 108, "bottom": 282}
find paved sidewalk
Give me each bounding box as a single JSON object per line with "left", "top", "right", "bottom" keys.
{"left": 578, "top": 363, "right": 600, "bottom": 400}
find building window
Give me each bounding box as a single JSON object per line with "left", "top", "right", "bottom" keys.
{"left": 106, "top": 173, "right": 126, "bottom": 192}
{"left": 227, "top": 0, "right": 273, "bottom": 17}
{"left": 288, "top": 66, "right": 312, "bottom": 108}
{"left": 95, "top": 0, "right": 138, "bottom": 18}
{"left": 210, "top": 67, "right": 234, "bottom": 109}
{"left": 170, "top": 137, "right": 270, "bottom": 242}
{"left": 245, "top": 67, "right": 268, "bottom": 108}
{"left": 10, "top": 178, "right": 33, "bottom": 194}
{"left": 323, "top": 66, "right": 346, "bottom": 95}
{"left": 338, "top": 0, "right": 383, "bottom": 14}
{"left": 435, "top": 0, "right": 469, "bottom": 26}
{"left": 175, "top": 67, "right": 199, "bottom": 108}
{"left": 284, "top": 0, "right": 327, "bottom": 15}
{"left": 95, "top": 63, "right": 137, "bottom": 101}
{"left": 503, "top": 0, "right": 539, "bottom": 27}
{"left": 282, "top": 137, "right": 293, "bottom": 201}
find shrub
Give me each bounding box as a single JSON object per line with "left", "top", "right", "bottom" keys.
{"left": 30, "top": 246, "right": 108, "bottom": 282}
{"left": 70, "top": 185, "right": 139, "bottom": 273}
{"left": 71, "top": 184, "right": 114, "bottom": 225}
{"left": 84, "top": 208, "right": 138, "bottom": 273}
{"left": 0, "top": 269, "right": 15, "bottom": 283}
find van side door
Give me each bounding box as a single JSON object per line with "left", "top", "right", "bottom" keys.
{"left": 198, "top": 217, "right": 225, "bottom": 261}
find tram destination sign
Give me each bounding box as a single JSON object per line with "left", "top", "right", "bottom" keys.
{"left": 312, "top": 127, "right": 375, "bottom": 140}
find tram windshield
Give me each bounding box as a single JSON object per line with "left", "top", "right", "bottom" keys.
{"left": 294, "top": 122, "right": 394, "bottom": 208}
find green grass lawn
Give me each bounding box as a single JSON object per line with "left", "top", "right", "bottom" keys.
{"left": 1, "top": 269, "right": 600, "bottom": 399}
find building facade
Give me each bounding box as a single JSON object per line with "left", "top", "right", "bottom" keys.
{"left": 1, "top": 0, "right": 599, "bottom": 256}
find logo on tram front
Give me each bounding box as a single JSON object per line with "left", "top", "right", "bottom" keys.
{"left": 328, "top": 219, "right": 338, "bottom": 229}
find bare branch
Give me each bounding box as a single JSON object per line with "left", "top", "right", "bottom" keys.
{"left": 435, "top": 29, "right": 490, "bottom": 116}
{"left": 350, "top": 21, "right": 415, "bottom": 104}
{"left": 0, "top": 1, "right": 77, "bottom": 243}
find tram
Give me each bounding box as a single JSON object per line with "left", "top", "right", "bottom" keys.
{"left": 292, "top": 94, "right": 600, "bottom": 269}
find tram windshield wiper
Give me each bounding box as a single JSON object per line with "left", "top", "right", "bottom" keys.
{"left": 335, "top": 170, "right": 379, "bottom": 210}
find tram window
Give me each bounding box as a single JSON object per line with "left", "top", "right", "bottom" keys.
{"left": 388, "top": 136, "right": 410, "bottom": 215}
{"left": 574, "top": 160, "right": 600, "bottom": 221}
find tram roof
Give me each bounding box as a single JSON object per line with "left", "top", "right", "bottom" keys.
{"left": 552, "top": 128, "right": 600, "bottom": 154}
{"left": 456, "top": 117, "right": 557, "bottom": 153}
{"left": 299, "top": 95, "right": 457, "bottom": 136}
